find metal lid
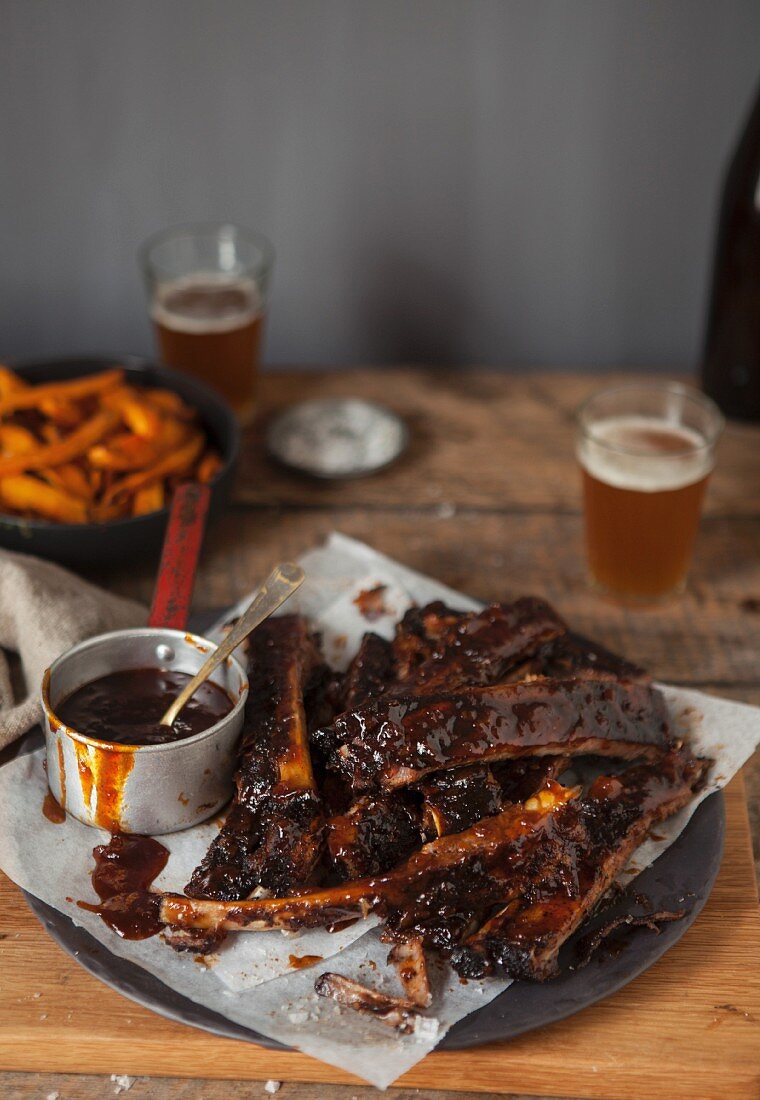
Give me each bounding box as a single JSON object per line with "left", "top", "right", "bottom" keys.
{"left": 267, "top": 397, "right": 408, "bottom": 479}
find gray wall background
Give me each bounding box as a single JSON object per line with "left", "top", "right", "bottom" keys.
{"left": 2, "top": 1, "right": 759, "bottom": 370}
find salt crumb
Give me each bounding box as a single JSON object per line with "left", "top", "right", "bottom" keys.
{"left": 435, "top": 502, "right": 456, "bottom": 520}
{"left": 39, "top": 1013, "right": 48, "bottom": 1020}
{"left": 412, "top": 1015, "right": 440, "bottom": 1042}
{"left": 110, "top": 1075, "right": 135, "bottom": 1094}
{"left": 264, "top": 1082, "right": 282, "bottom": 1094}
{"left": 46, "top": 1092, "right": 59, "bottom": 1100}
{"left": 287, "top": 1009, "right": 309, "bottom": 1025}
{"left": 32, "top": 992, "right": 41, "bottom": 999}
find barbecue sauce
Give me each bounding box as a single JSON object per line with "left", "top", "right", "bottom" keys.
{"left": 42, "top": 789, "right": 66, "bottom": 824}
{"left": 78, "top": 833, "right": 169, "bottom": 939}
{"left": 353, "top": 584, "right": 389, "bottom": 621}
{"left": 56, "top": 668, "right": 233, "bottom": 746}
{"left": 288, "top": 953, "right": 324, "bottom": 970}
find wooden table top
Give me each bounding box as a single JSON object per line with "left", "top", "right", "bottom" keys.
{"left": 3, "top": 368, "right": 759, "bottom": 1100}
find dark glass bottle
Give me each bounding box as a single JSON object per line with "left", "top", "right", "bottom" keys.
{"left": 701, "top": 81, "right": 760, "bottom": 420}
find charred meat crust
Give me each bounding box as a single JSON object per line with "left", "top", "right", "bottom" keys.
{"left": 572, "top": 909, "right": 687, "bottom": 971}
{"left": 515, "top": 631, "right": 649, "bottom": 684}
{"left": 391, "top": 600, "right": 469, "bottom": 682}
{"left": 185, "top": 615, "right": 326, "bottom": 901}
{"left": 328, "top": 674, "right": 672, "bottom": 791}
{"left": 418, "top": 764, "right": 503, "bottom": 838}
{"left": 326, "top": 794, "right": 421, "bottom": 880}
{"left": 325, "top": 757, "right": 568, "bottom": 878}
{"left": 311, "top": 633, "right": 396, "bottom": 762}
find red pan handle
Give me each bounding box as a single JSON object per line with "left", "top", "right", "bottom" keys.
{"left": 148, "top": 483, "right": 211, "bottom": 630}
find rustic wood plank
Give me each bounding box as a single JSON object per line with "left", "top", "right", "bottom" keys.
{"left": 232, "top": 370, "right": 760, "bottom": 516}
{"left": 0, "top": 777, "right": 756, "bottom": 1098}
{"left": 0, "top": 1076, "right": 556, "bottom": 1100}
{"left": 92, "top": 508, "right": 760, "bottom": 686}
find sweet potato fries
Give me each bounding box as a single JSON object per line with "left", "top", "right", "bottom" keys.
{"left": 0, "top": 365, "right": 221, "bottom": 523}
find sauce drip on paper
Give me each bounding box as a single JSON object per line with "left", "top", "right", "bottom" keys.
{"left": 78, "top": 833, "right": 169, "bottom": 939}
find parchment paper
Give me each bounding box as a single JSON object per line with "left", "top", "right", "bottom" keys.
{"left": 0, "top": 533, "right": 758, "bottom": 1089}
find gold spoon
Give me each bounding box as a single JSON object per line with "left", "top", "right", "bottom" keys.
{"left": 159, "top": 561, "right": 305, "bottom": 728}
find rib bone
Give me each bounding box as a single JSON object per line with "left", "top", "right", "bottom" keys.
{"left": 314, "top": 972, "right": 425, "bottom": 1034}
{"left": 387, "top": 936, "right": 432, "bottom": 1008}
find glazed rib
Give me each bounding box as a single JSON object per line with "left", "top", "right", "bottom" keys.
{"left": 450, "top": 749, "right": 708, "bottom": 981}
{"left": 391, "top": 601, "right": 468, "bottom": 682}
{"left": 325, "top": 756, "right": 568, "bottom": 876}
{"left": 343, "top": 632, "right": 396, "bottom": 709}
{"left": 185, "top": 615, "right": 326, "bottom": 901}
{"left": 391, "top": 597, "right": 566, "bottom": 693}
{"left": 159, "top": 781, "right": 580, "bottom": 934}
{"left": 311, "top": 632, "right": 396, "bottom": 763}
{"left": 328, "top": 674, "right": 672, "bottom": 791}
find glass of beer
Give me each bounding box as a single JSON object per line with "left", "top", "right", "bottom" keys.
{"left": 576, "top": 383, "right": 723, "bottom": 603}
{"left": 140, "top": 223, "right": 274, "bottom": 422}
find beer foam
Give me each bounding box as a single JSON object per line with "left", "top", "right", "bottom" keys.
{"left": 151, "top": 272, "right": 261, "bottom": 334}
{"left": 577, "top": 415, "right": 713, "bottom": 492}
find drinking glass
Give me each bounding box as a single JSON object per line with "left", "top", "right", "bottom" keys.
{"left": 140, "top": 223, "right": 274, "bottom": 422}
{"left": 576, "top": 382, "right": 723, "bottom": 603}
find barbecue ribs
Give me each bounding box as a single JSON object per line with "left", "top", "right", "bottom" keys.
{"left": 185, "top": 615, "right": 327, "bottom": 901}
{"left": 450, "top": 748, "right": 708, "bottom": 980}
{"left": 159, "top": 781, "right": 580, "bottom": 934}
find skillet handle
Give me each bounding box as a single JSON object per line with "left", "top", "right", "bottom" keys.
{"left": 148, "top": 482, "right": 210, "bottom": 630}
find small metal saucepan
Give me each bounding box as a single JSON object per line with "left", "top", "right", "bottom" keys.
{"left": 41, "top": 627, "right": 248, "bottom": 835}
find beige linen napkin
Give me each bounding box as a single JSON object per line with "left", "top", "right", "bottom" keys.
{"left": 0, "top": 550, "right": 146, "bottom": 750}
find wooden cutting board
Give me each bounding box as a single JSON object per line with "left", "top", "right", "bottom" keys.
{"left": 0, "top": 774, "right": 757, "bottom": 1099}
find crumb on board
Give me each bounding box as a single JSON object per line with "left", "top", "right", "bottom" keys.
{"left": 264, "top": 1082, "right": 282, "bottom": 1094}
{"left": 110, "top": 1075, "right": 135, "bottom": 1094}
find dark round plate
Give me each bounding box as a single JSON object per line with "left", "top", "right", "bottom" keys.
{"left": 0, "top": 355, "right": 240, "bottom": 568}
{"left": 23, "top": 790, "right": 724, "bottom": 1051}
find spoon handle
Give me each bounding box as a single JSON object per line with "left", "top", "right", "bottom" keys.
{"left": 160, "top": 561, "right": 305, "bottom": 727}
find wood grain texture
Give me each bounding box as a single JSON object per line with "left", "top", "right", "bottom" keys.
{"left": 0, "top": 1078, "right": 551, "bottom": 1100}
{"left": 93, "top": 509, "right": 760, "bottom": 686}
{"left": 2, "top": 370, "right": 758, "bottom": 1100}
{"left": 231, "top": 370, "right": 760, "bottom": 516}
